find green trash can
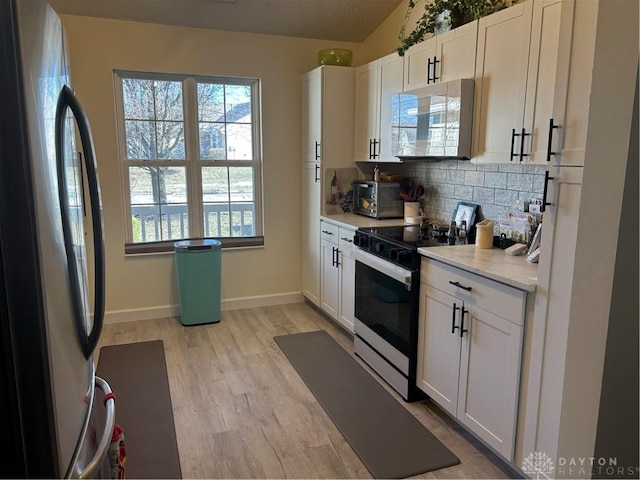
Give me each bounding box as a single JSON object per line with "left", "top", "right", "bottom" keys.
{"left": 174, "top": 239, "right": 222, "bottom": 326}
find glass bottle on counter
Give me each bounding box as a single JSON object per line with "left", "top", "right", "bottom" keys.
{"left": 458, "top": 220, "right": 467, "bottom": 244}
{"left": 447, "top": 220, "right": 457, "bottom": 245}
{"left": 330, "top": 170, "right": 339, "bottom": 204}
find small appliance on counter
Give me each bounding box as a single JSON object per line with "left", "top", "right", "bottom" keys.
{"left": 352, "top": 181, "right": 403, "bottom": 219}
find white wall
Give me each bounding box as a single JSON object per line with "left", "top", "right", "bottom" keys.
{"left": 59, "top": 15, "right": 361, "bottom": 322}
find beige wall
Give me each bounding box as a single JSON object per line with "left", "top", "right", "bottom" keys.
{"left": 360, "top": 0, "right": 428, "bottom": 64}
{"left": 60, "top": 15, "right": 361, "bottom": 321}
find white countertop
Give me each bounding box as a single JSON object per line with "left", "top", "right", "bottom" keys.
{"left": 418, "top": 244, "right": 538, "bottom": 292}
{"left": 320, "top": 213, "right": 407, "bottom": 230}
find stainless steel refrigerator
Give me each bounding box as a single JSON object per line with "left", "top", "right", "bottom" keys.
{"left": 0, "top": 0, "right": 115, "bottom": 477}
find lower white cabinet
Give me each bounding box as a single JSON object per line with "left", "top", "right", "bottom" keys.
{"left": 320, "top": 219, "right": 356, "bottom": 333}
{"left": 417, "top": 258, "right": 525, "bottom": 461}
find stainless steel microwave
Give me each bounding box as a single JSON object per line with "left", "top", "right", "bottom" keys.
{"left": 395, "top": 78, "right": 474, "bottom": 160}
{"left": 352, "top": 181, "right": 403, "bottom": 219}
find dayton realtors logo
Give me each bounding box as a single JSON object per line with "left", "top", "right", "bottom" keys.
{"left": 522, "top": 451, "right": 555, "bottom": 479}
{"left": 523, "top": 452, "right": 635, "bottom": 479}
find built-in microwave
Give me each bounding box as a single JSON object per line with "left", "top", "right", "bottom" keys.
{"left": 395, "top": 78, "right": 474, "bottom": 160}
{"left": 352, "top": 181, "right": 403, "bottom": 219}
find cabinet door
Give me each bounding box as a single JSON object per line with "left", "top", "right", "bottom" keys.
{"left": 322, "top": 66, "right": 356, "bottom": 169}
{"left": 436, "top": 20, "right": 478, "bottom": 83}
{"left": 301, "top": 163, "right": 321, "bottom": 306}
{"left": 523, "top": 0, "right": 565, "bottom": 164}
{"left": 416, "top": 284, "right": 461, "bottom": 417}
{"left": 337, "top": 229, "right": 356, "bottom": 333}
{"left": 354, "top": 62, "right": 379, "bottom": 161}
{"left": 302, "top": 68, "right": 322, "bottom": 163}
{"left": 457, "top": 304, "right": 523, "bottom": 460}
{"left": 338, "top": 248, "right": 356, "bottom": 333}
{"left": 522, "top": 165, "right": 582, "bottom": 457}
{"left": 472, "top": 1, "right": 533, "bottom": 163}
{"left": 377, "top": 53, "right": 404, "bottom": 162}
{"left": 403, "top": 37, "right": 436, "bottom": 91}
{"left": 320, "top": 238, "right": 339, "bottom": 319}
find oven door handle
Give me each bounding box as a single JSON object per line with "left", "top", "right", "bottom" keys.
{"left": 352, "top": 248, "right": 413, "bottom": 288}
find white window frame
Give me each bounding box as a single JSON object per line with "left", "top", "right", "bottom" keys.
{"left": 113, "top": 70, "right": 264, "bottom": 253}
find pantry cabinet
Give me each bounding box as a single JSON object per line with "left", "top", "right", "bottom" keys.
{"left": 472, "top": 0, "right": 574, "bottom": 164}
{"left": 417, "top": 258, "right": 526, "bottom": 460}
{"left": 403, "top": 20, "right": 478, "bottom": 91}
{"left": 320, "top": 219, "right": 356, "bottom": 333}
{"left": 301, "top": 66, "right": 354, "bottom": 307}
{"left": 354, "top": 52, "right": 404, "bottom": 162}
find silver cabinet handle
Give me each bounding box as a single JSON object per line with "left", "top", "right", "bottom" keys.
{"left": 77, "top": 376, "right": 116, "bottom": 479}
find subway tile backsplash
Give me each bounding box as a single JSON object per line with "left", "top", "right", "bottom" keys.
{"left": 377, "top": 160, "right": 546, "bottom": 225}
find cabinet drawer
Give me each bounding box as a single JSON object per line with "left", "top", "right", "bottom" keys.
{"left": 338, "top": 227, "right": 355, "bottom": 252}
{"left": 320, "top": 221, "right": 339, "bottom": 243}
{"left": 421, "top": 259, "right": 525, "bottom": 324}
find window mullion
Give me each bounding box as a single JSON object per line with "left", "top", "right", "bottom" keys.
{"left": 184, "top": 78, "right": 203, "bottom": 238}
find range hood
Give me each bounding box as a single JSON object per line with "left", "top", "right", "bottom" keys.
{"left": 394, "top": 78, "right": 474, "bottom": 161}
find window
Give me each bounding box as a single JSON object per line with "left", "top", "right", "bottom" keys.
{"left": 115, "top": 71, "right": 263, "bottom": 253}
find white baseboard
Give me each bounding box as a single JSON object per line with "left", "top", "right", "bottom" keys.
{"left": 104, "top": 305, "right": 180, "bottom": 324}
{"left": 103, "top": 292, "right": 305, "bottom": 324}
{"left": 221, "top": 292, "right": 304, "bottom": 311}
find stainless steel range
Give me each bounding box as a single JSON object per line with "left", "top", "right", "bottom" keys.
{"left": 352, "top": 225, "right": 455, "bottom": 401}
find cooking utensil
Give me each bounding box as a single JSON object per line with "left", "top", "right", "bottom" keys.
{"left": 400, "top": 193, "right": 412, "bottom": 202}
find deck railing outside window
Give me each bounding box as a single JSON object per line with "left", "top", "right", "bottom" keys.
{"left": 131, "top": 203, "right": 255, "bottom": 243}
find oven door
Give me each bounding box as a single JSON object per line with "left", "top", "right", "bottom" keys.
{"left": 352, "top": 248, "right": 418, "bottom": 375}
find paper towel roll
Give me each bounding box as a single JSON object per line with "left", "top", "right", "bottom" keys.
{"left": 475, "top": 220, "right": 494, "bottom": 249}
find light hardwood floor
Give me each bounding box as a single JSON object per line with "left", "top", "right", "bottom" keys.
{"left": 96, "top": 302, "right": 517, "bottom": 479}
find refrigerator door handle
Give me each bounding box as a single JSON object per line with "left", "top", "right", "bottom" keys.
{"left": 55, "top": 85, "right": 105, "bottom": 359}
{"left": 76, "top": 376, "right": 116, "bottom": 480}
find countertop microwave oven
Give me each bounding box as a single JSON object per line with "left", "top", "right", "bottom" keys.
{"left": 352, "top": 181, "right": 403, "bottom": 219}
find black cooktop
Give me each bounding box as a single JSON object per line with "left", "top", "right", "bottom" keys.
{"left": 357, "top": 225, "right": 456, "bottom": 250}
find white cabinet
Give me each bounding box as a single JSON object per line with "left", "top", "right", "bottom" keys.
{"left": 417, "top": 258, "right": 526, "bottom": 461}
{"left": 472, "top": 0, "right": 574, "bottom": 164}
{"left": 403, "top": 20, "right": 478, "bottom": 91}
{"left": 301, "top": 163, "right": 321, "bottom": 305}
{"left": 301, "top": 66, "right": 354, "bottom": 307}
{"left": 319, "top": 220, "right": 356, "bottom": 333}
{"left": 337, "top": 230, "right": 356, "bottom": 332}
{"left": 354, "top": 53, "right": 404, "bottom": 162}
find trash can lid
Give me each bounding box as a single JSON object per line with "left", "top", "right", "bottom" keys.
{"left": 174, "top": 239, "right": 222, "bottom": 252}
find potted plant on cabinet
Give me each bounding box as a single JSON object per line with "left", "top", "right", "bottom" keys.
{"left": 396, "top": 0, "right": 518, "bottom": 56}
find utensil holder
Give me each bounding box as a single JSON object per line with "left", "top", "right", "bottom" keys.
{"left": 404, "top": 202, "right": 420, "bottom": 220}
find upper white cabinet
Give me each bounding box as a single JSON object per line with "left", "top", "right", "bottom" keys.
{"left": 301, "top": 66, "right": 354, "bottom": 307}
{"left": 403, "top": 20, "right": 478, "bottom": 91}
{"left": 354, "top": 52, "right": 404, "bottom": 162}
{"left": 302, "top": 66, "right": 355, "bottom": 167}
{"left": 472, "top": 0, "right": 574, "bottom": 164}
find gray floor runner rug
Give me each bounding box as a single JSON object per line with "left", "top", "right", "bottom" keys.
{"left": 274, "top": 330, "right": 460, "bottom": 479}
{"left": 97, "top": 340, "right": 182, "bottom": 479}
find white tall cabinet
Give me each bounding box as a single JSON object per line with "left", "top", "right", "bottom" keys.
{"left": 353, "top": 53, "right": 404, "bottom": 162}
{"left": 520, "top": 0, "right": 638, "bottom": 467}
{"left": 301, "top": 66, "right": 354, "bottom": 307}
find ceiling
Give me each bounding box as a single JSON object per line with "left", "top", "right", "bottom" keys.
{"left": 49, "top": 0, "right": 405, "bottom": 43}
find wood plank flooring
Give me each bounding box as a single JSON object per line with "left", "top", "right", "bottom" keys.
{"left": 96, "top": 302, "right": 517, "bottom": 479}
